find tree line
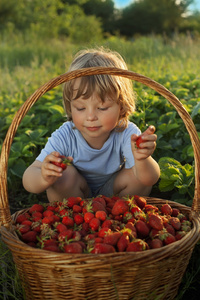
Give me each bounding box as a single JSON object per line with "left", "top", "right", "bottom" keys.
{"left": 1, "top": 0, "right": 200, "bottom": 42}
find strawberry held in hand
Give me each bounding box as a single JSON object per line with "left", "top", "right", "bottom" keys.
{"left": 51, "top": 155, "right": 72, "bottom": 170}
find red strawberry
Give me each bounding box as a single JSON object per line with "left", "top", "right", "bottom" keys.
{"left": 51, "top": 155, "right": 72, "bottom": 170}
{"left": 135, "top": 220, "right": 150, "bottom": 238}
{"left": 164, "top": 223, "right": 176, "bottom": 236}
{"left": 32, "top": 211, "right": 43, "bottom": 219}
{"left": 29, "top": 204, "right": 44, "bottom": 214}
{"left": 21, "top": 231, "right": 38, "bottom": 243}
{"left": 159, "top": 232, "right": 176, "bottom": 245}
{"left": 21, "top": 220, "right": 32, "bottom": 226}
{"left": 62, "top": 216, "right": 74, "bottom": 227}
{"left": 16, "top": 214, "right": 28, "bottom": 224}
{"left": 161, "top": 203, "right": 173, "bottom": 216}
{"left": 149, "top": 228, "right": 160, "bottom": 239}
{"left": 101, "top": 219, "right": 113, "bottom": 229}
{"left": 93, "top": 196, "right": 106, "bottom": 207}
{"left": 95, "top": 211, "right": 107, "bottom": 221}
{"left": 135, "top": 135, "right": 146, "bottom": 149}
{"left": 134, "top": 195, "right": 147, "bottom": 209}
{"left": 111, "top": 199, "right": 129, "bottom": 216}
{"left": 92, "top": 201, "right": 107, "bottom": 213}
{"left": 91, "top": 243, "right": 116, "bottom": 254}
{"left": 42, "top": 216, "right": 54, "bottom": 225}
{"left": 59, "top": 208, "right": 68, "bottom": 216}
{"left": 181, "top": 220, "right": 192, "bottom": 232}
{"left": 169, "top": 217, "right": 181, "bottom": 231}
{"left": 43, "top": 245, "right": 61, "bottom": 252}
{"left": 17, "top": 224, "right": 31, "bottom": 234}
{"left": 117, "top": 234, "right": 130, "bottom": 252}
{"left": 58, "top": 229, "right": 73, "bottom": 242}
{"left": 43, "top": 210, "right": 54, "bottom": 218}
{"left": 89, "top": 218, "right": 100, "bottom": 231}
{"left": 98, "top": 228, "right": 111, "bottom": 238}
{"left": 74, "top": 214, "right": 84, "bottom": 225}
{"left": 63, "top": 242, "right": 83, "bottom": 253}
{"left": 73, "top": 205, "right": 82, "bottom": 213}
{"left": 175, "top": 230, "right": 187, "bottom": 241}
{"left": 126, "top": 239, "right": 148, "bottom": 252}
{"left": 148, "top": 238, "right": 163, "bottom": 249}
{"left": 84, "top": 212, "right": 94, "bottom": 223}
{"left": 56, "top": 223, "right": 68, "bottom": 233}
{"left": 144, "top": 204, "right": 159, "bottom": 213}
{"left": 172, "top": 208, "right": 180, "bottom": 217}
{"left": 149, "top": 214, "right": 163, "bottom": 231}
{"left": 103, "top": 231, "right": 122, "bottom": 246}
{"left": 67, "top": 196, "right": 82, "bottom": 208}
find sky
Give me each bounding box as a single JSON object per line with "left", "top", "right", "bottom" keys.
{"left": 114, "top": 0, "right": 200, "bottom": 11}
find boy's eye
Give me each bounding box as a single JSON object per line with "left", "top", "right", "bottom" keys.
{"left": 99, "top": 107, "right": 108, "bottom": 111}
{"left": 76, "top": 107, "right": 85, "bottom": 111}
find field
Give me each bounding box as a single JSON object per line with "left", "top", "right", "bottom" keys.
{"left": 0, "top": 31, "right": 200, "bottom": 299}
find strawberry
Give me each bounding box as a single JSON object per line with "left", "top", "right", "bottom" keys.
{"left": 111, "top": 199, "right": 129, "bottom": 216}
{"left": 135, "top": 135, "right": 146, "bottom": 149}
{"left": 51, "top": 155, "right": 72, "bottom": 170}
{"left": 21, "top": 220, "right": 32, "bottom": 226}
{"left": 63, "top": 242, "right": 83, "bottom": 253}
{"left": 95, "top": 211, "right": 107, "bottom": 221}
{"left": 103, "top": 231, "right": 122, "bottom": 246}
{"left": 175, "top": 230, "right": 187, "bottom": 241}
{"left": 43, "top": 210, "right": 54, "bottom": 218}
{"left": 126, "top": 239, "right": 148, "bottom": 252}
{"left": 29, "top": 204, "right": 44, "bottom": 214}
{"left": 144, "top": 204, "right": 159, "bottom": 213}
{"left": 32, "top": 211, "right": 43, "bottom": 219}
{"left": 43, "top": 245, "right": 61, "bottom": 252}
{"left": 135, "top": 220, "right": 150, "bottom": 238}
{"left": 59, "top": 208, "right": 68, "bottom": 216}
{"left": 181, "top": 220, "right": 192, "bottom": 232}
{"left": 84, "top": 212, "right": 95, "bottom": 223}
{"left": 149, "top": 228, "right": 160, "bottom": 239}
{"left": 17, "top": 224, "right": 31, "bottom": 234}
{"left": 62, "top": 216, "right": 74, "bottom": 227}
{"left": 161, "top": 203, "right": 173, "bottom": 216}
{"left": 58, "top": 229, "right": 73, "bottom": 242}
{"left": 149, "top": 214, "right": 163, "bottom": 231}
{"left": 134, "top": 195, "right": 147, "bottom": 209}
{"left": 117, "top": 234, "right": 130, "bottom": 252}
{"left": 172, "top": 208, "right": 180, "bottom": 217}
{"left": 89, "top": 218, "right": 101, "bottom": 231}
{"left": 91, "top": 243, "right": 116, "bottom": 254}
{"left": 148, "top": 238, "right": 163, "bottom": 249}
{"left": 159, "top": 232, "right": 176, "bottom": 245}
{"left": 164, "top": 223, "right": 176, "bottom": 236}
{"left": 72, "top": 231, "right": 82, "bottom": 241}
{"left": 73, "top": 205, "right": 82, "bottom": 213}
{"left": 74, "top": 214, "right": 84, "bottom": 225}
{"left": 66, "top": 196, "right": 82, "bottom": 208}
{"left": 16, "top": 214, "right": 28, "bottom": 224}
{"left": 101, "top": 219, "right": 113, "bottom": 229}
{"left": 93, "top": 196, "right": 106, "bottom": 207}
{"left": 92, "top": 201, "right": 107, "bottom": 213}
{"left": 55, "top": 223, "right": 68, "bottom": 233}
{"left": 169, "top": 217, "right": 181, "bottom": 231}
{"left": 98, "top": 228, "right": 111, "bottom": 238}
{"left": 42, "top": 216, "right": 54, "bottom": 225}
{"left": 21, "top": 231, "right": 38, "bottom": 243}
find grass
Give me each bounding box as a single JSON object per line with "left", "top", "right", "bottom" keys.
{"left": 0, "top": 30, "right": 200, "bottom": 299}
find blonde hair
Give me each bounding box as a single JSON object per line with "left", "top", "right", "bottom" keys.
{"left": 63, "top": 47, "right": 136, "bottom": 131}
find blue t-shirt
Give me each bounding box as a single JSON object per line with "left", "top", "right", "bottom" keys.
{"left": 36, "top": 121, "right": 141, "bottom": 191}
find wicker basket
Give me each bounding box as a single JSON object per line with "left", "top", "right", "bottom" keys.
{"left": 0, "top": 67, "right": 200, "bottom": 300}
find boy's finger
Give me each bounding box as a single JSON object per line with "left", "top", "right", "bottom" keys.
{"left": 142, "top": 125, "right": 155, "bottom": 136}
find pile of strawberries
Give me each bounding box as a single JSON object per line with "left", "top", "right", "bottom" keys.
{"left": 14, "top": 195, "right": 192, "bottom": 254}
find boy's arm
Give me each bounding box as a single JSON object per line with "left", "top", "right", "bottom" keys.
{"left": 22, "top": 151, "right": 65, "bottom": 194}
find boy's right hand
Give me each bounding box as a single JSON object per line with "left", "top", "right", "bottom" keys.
{"left": 41, "top": 151, "right": 73, "bottom": 184}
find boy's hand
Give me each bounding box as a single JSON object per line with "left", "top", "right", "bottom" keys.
{"left": 131, "top": 125, "right": 157, "bottom": 161}
{"left": 41, "top": 151, "right": 73, "bottom": 184}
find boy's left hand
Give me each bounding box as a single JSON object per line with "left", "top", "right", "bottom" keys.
{"left": 131, "top": 125, "right": 157, "bottom": 160}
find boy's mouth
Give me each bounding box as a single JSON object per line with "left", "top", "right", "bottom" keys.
{"left": 86, "top": 126, "right": 101, "bottom": 131}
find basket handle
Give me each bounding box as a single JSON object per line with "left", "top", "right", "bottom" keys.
{"left": 1, "top": 67, "right": 200, "bottom": 227}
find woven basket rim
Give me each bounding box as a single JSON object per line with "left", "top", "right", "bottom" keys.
{"left": 0, "top": 66, "right": 200, "bottom": 229}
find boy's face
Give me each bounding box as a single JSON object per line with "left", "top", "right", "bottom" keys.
{"left": 70, "top": 80, "right": 121, "bottom": 149}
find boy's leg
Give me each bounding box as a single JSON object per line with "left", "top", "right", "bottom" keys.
{"left": 113, "top": 167, "right": 152, "bottom": 197}
{"left": 46, "top": 165, "right": 90, "bottom": 203}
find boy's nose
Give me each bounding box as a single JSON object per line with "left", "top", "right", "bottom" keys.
{"left": 86, "top": 109, "right": 97, "bottom": 121}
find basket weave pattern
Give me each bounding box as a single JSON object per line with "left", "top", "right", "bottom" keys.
{"left": 0, "top": 67, "right": 200, "bottom": 299}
